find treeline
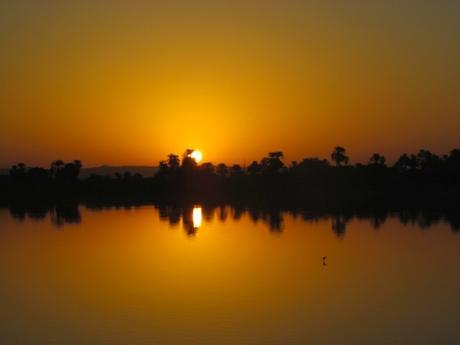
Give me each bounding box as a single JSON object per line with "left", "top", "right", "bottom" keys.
{"left": 153, "top": 147, "right": 460, "bottom": 205}
{"left": 1, "top": 147, "right": 460, "bottom": 205}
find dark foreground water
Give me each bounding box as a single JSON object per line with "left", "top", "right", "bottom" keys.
{"left": 1, "top": 205, "right": 460, "bottom": 345}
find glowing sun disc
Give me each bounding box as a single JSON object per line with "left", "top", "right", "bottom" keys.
{"left": 190, "top": 150, "right": 203, "bottom": 163}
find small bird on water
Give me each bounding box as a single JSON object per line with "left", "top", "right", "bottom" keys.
{"left": 322, "top": 256, "right": 327, "bottom": 266}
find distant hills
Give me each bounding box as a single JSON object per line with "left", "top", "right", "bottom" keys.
{"left": 0, "top": 166, "right": 158, "bottom": 178}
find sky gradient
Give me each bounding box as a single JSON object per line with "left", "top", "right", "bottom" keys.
{"left": 1, "top": 1, "right": 459, "bottom": 167}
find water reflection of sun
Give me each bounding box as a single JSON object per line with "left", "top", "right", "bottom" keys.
{"left": 192, "top": 206, "right": 202, "bottom": 229}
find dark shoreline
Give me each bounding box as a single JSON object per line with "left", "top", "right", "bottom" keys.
{"left": 2, "top": 148, "right": 460, "bottom": 212}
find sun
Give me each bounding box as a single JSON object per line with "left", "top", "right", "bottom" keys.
{"left": 190, "top": 150, "right": 203, "bottom": 163}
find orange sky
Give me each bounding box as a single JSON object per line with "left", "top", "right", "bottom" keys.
{"left": 1, "top": 1, "right": 459, "bottom": 167}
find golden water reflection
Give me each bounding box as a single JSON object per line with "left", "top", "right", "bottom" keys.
{"left": 1, "top": 206, "right": 460, "bottom": 345}
{"left": 181, "top": 205, "right": 203, "bottom": 236}
{"left": 192, "top": 206, "right": 202, "bottom": 229}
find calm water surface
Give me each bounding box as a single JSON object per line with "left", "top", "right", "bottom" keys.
{"left": 1, "top": 205, "right": 460, "bottom": 345}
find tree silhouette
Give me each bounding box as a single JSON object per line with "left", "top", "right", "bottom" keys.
{"left": 449, "top": 149, "right": 460, "bottom": 163}
{"left": 48, "top": 160, "right": 82, "bottom": 182}
{"left": 50, "top": 160, "right": 64, "bottom": 178}
{"left": 62, "top": 160, "right": 82, "bottom": 181}
{"left": 289, "top": 161, "right": 298, "bottom": 170}
{"left": 27, "top": 167, "right": 48, "bottom": 182}
{"left": 332, "top": 216, "right": 348, "bottom": 237}
{"left": 181, "top": 149, "right": 197, "bottom": 172}
{"left": 216, "top": 163, "right": 228, "bottom": 177}
{"left": 247, "top": 161, "right": 261, "bottom": 175}
{"left": 294, "top": 158, "right": 329, "bottom": 174}
{"left": 167, "top": 154, "right": 180, "bottom": 170}
{"left": 416, "top": 149, "right": 442, "bottom": 172}
{"left": 230, "top": 164, "right": 243, "bottom": 176}
{"left": 9, "top": 162, "right": 27, "bottom": 179}
{"left": 159, "top": 160, "right": 169, "bottom": 173}
{"left": 200, "top": 162, "right": 215, "bottom": 174}
{"left": 394, "top": 153, "right": 417, "bottom": 172}
{"left": 159, "top": 154, "right": 180, "bottom": 174}
{"left": 331, "top": 146, "right": 349, "bottom": 166}
{"left": 369, "top": 153, "right": 386, "bottom": 167}
{"left": 261, "top": 151, "right": 285, "bottom": 174}
{"left": 446, "top": 149, "right": 460, "bottom": 173}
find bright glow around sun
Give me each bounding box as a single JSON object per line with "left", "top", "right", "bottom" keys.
{"left": 190, "top": 150, "right": 203, "bottom": 163}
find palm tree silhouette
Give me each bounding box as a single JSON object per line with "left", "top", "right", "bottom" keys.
{"left": 331, "top": 146, "right": 349, "bottom": 166}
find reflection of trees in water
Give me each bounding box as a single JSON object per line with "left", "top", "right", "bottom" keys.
{"left": 258, "top": 209, "right": 284, "bottom": 232}
{"left": 398, "top": 209, "right": 419, "bottom": 226}
{"left": 417, "top": 211, "right": 442, "bottom": 229}
{"left": 9, "top": 203, "right": 81, "bottom": 227}
{"left": 9, "top": 206, "right": 28, "bottom": 221}
{"left": 370, "top": 213, "right": 387, "bottom": 229}
{"left": 266, "top": 210, "right": 283, "bottom": 232}
{"left": 203, "top": 205, "right": 214, "bottom": 222}
{"left": 248, "top": 208, "right": 261, "bottom": 224}
{"left": 182, "top": 206, "right": 199, "bottom": 237}
{"left": 155, "top": 204, "right": 460, "bottom": 235}
{"left": 218, "top": 206, "right": 228, "bottom": 222}
{"left": 9, "top": 204, "right": 50, "bottom": 222}
{"left": 398, "top": 210, "right": 448, "bottom": 229}
{"left": 7, "top": 203, "right": 460, "bottom": 234}
{"left": 331, "top": 216, "right": 348, "bottom": 238}
{"left": 231, "top": 206, "right": 244, "bottom": 221}
{"left": 158, "top": 205, "right": 181, "bottom": 227}
{"left": 51, "top": 204, "right": 81, "bottom": 227}
{"left": 157, "top": 204, "right": 202, "bottom": 236}
{"left": 247, "top": 208, "right": 284, "bottom": 232}
{"left": 155, "top": 205, "right": 284, "bottom": 233}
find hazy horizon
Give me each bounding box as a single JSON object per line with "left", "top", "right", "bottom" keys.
{"left": 1, "top": 146, "right": 460, "bottom": 171}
